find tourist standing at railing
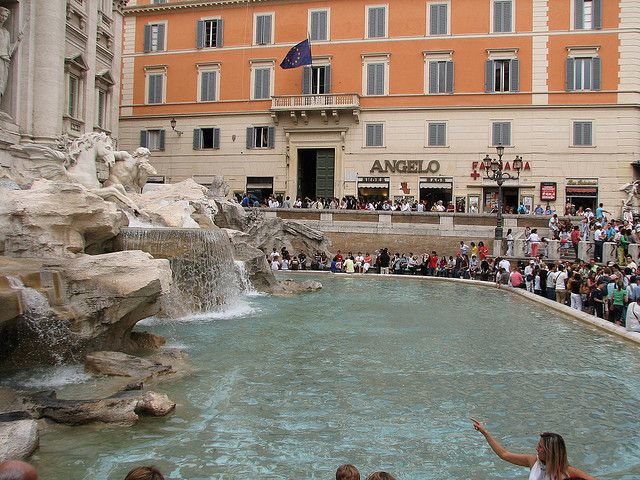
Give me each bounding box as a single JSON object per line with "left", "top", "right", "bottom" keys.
{"left": 549, "top": 214, "right": 560, "bottom": 240}
{"left": 471, "top": 419, "right": 598, "bottom": 480}
{"left": 528, "top": 228, "right": 541, "bottom": 258}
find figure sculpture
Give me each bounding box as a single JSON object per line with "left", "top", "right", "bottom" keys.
{"left": 105, "top": 147, "right": 157, "bottom": 194}
{"left": 619, "top": 181, "right": 640, "bottom": 210}
{"left": 0, "top": 7, "right": 24, "bottom": 103}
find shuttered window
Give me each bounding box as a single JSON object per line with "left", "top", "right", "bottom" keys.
{"left": 68, "top": 75, "right": 79, "bottom": 118}
{"left": 255, "top": 14, "right": 273, "bottom": 45}
{"left": 428, "top": 61, "right": 454, "bottom": 94}
{"left": 365, "top": 123, "right": 384, "bottom": 147}
{"left": 485, "top": 59, "right": 519, "bottom": 93}
{"left": 428, "top": 123, "right": 447, "bottom": 147}
{"left": 96, "top": 89, "right": 107, "bottom": 129}
{"left": 196, "top": 19, "right": 224, "bottom": 48}
{"left": 302, "top": 65, "right": 331, "bottom": 95}
{"left": 143, "top": 24, "right": 165, "bottom": 52}
{"left": 253, "top": 67, "right": 271, "bottom": 100}
{"left": 310, "top": 10, "right": 328, "bottom": 41}
{"left": 140, "top": 129, "right": 165, "bottom": 151}
{"left": 246, "top": 126, "right": 275, "bottom": 149}
{"left": 147, "top": 73, "right": 164, "bottom": 104}
{"left": 575, "top": 0, "right": 601, "bottom": 30}
{"left": 366, "top": 63, "right": 385, "bottom": 96}
{"left": 200, "top": 71, "right": 217, "bottom": 101}
{"left": 429, "top": 4, "right": 448, "bottom": 35}
{"left": 492, "top": 122, "right": 511, "bottom": 146}
{"left": 193, "top": 127, "right": 221, "bottom": 150}
{"left": 573, "top": 121, "right": 593, "bottom": 146}
{"left": 493, "top": 0, "right": 513, "bottom": 33}
{"left": 566, "top": 57, "right": 600, "bottom": 91}
{"left": 367, "top": 6, "right": 386, "bottom": 38}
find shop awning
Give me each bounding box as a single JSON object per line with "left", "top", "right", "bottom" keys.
{"left": 359, "top": 183, "right": 389, "bottom": 189}
{"left": 247, "top": 182, "right": 274, "bottom": 189}
{"left": 420, "top": 182, "right": 452, "bottom": 189}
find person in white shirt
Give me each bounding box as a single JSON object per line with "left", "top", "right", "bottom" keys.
{"left": 524, "top": 260, "right": 535, "bottom": 292}
{"left": 498, "top": 258, "right": 511, "bottom": 272}
{"left": 280, "top": 258, "right": 289, "bottom": 270}
{"left": 355, "top": 252, "right": 364, "bottom": 273}
{"left": 527, "top": 229, "right": 541, "bottom": 258}
{"left": 270, "top": 259, "right": 280, "bottom": 271}
{"left": 554, "top": 264, "right": 569, "bottom": 304}
{"left": 625, "top": 298, "right": 640, "bottom": 332}
{"left": 416, "top": 202, "right": 424, "bottom": 212}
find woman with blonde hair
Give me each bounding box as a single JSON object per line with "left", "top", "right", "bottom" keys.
{"left": 471, "top": 418, "right": 597, "bottom": 479}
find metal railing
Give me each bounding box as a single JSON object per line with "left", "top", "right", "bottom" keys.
{"left": 271, "top": 93, "right": 360, "bottom": 110}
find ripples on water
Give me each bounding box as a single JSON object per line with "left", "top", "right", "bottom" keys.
{"left": 22, "top": 275, "right": 640, "bottom": 480}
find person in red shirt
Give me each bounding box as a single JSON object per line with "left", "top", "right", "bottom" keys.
{"left": 509, "top": 267, "right": 525, "bottom": 288}
{"left": 570, "top": 225, "right": 581, "bottom": 258}
{"left": 477, "top": 241, "right": 489, "bottom": 261}
{"left": 427, "top": 250, "right": 439, "bottom": 276}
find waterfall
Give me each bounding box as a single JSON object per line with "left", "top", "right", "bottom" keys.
{"left": 234, "top": 260, "right": 257, "bottom": 295}
{"left": 119, "top": 227, "right": 246, "bottom": 318}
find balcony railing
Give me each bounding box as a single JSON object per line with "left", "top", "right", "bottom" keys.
{"left": 271, "top": 94, "right": 360, "bottom": 111}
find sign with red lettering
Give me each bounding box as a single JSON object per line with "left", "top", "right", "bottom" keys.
{"left": 540, "top": 182, "right": 557, "bottom": 201}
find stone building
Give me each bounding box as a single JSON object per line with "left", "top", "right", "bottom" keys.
{"left": 119, "top": 0, "right": 640, "bottom": 214}
{"left": 0, "top": 0, "right": 127, "bottom": 169}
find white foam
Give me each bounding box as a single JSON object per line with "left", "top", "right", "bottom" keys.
{"left": 3, "top": 364, "right": 92, "bottom": 389}
{"left": 141, "top": 299, "right": 259, "bottom": 325}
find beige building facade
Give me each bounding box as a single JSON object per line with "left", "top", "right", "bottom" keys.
{"left": 119, "top": 0, "right": 640, "bottom": 214}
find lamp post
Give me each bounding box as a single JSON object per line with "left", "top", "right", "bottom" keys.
{"left": 482, "top": 144, "right": 524, "bottom": 242}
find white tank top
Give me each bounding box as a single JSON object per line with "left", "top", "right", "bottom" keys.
{"left": 529, "top": 460, "right": 551, "bottom": 480}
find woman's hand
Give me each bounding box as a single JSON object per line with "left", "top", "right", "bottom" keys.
{"left": 471, "top": 417, "right": 489, "bottom": 436}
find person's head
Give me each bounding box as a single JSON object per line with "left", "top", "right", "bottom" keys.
{"left": 336, "top": 464, "right": 360, "bottom": 480}
{"left": 365, "top": 473, "right": 396, "bottom": 480}
{"left": 536, "top": 433, "right": 568, "bottom": 480}
{"left": 0, "top": 461, "right": 38, "bottom": 480}
{"left": 0, "top": 8, "right": 10, "bottom": 23}
{"left": 124, "top": 466, "right": 164, "bottom": 480}
{"left": 507, "top": 228, "right": 512, "bottom": 235}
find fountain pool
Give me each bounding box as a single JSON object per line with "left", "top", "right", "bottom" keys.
{"left": 17, "top": 274, "right": 640, "bottom": 479}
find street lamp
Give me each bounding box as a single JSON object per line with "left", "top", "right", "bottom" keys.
{"left": 170, "top": 117, "right": 183, "bottom": 136}
{"left": 483, "top": 144, "right": 524, "bottom": 241}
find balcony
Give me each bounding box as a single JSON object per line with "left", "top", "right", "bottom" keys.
{"left": 270, "top": 93, "right": 360, "bottom": 125}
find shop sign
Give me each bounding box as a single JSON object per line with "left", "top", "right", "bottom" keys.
{"left": 370, "top": 160, "right": 440, "bottom": 174}
{"left": 358, "top": 176, "right": 389, "bottom": 183}
{"left": 421, "top": 176, "right": 453, "bottom": 184}
{"left": 566, "top": 178, "right": 598, "bottom": 186}
{"left": 566, "top": 186, "right": 598, "bottom": 195}
{"left": 540, "top": 182, "right": 557, "bottom": 201}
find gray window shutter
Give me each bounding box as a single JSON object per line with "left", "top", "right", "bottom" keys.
{"left": 503, "top": 123, "right": 511, "bottom": 145}
{"left": 310, "top": 11, "right": 320, "bottom": 40}
{"left": 254, "top": 70, "right": 263, "bottom": 99}
{"left": 566, "top": 58, "right": 575, "bottom": 91}
{"left": 375, "top": 64, "right": 384, "bottom": 95}
{"left": 593, "top": 0, "right": 602, "bottom": 29}
{"left": 144, "top": 25, "right": 152, "bottom": 52}
{"left": 256, "top": 15, "right": 264, "bottom": 43}
{"left": 428, "top": 123, "right": 437, "bottom": 145}
{"left": 574, "top": 0, "right": 584, "bottom": 29}
{"left": 246, "top": 127, "right": 254, "bottom": 149}
{"left": 510, "top": 59, "right": 519, "bottom": 92}
{"left": 377, "top": 8, "right": 385, "bottom": 37}
{"left": 157, "top": 24, "right": 165, "bottom": 51}
{"left": 439, "top": 5, "right": 448, "bottom": 35}
{"left": 429, "top": 4, "right": 439, "bottom": 35}
{"left": 193, "top": 128, "right": 202, "bottom": 150}
{"left": 485, "top": 60, "right": 494, "bottom": 92}
{"left": 428, "top": 61, "right": 438, "bottom": 94}
{"left": 494, "top": 1, "right": 504, "bottom": 32}
{"left": 591, "top": 57, "right": 601, "bottom": 91}
{"left": 267, "top": 126, "right": 275, "bottom": 148}
{"left": 216, "top": 19, "right": 224, "bottom": 47}
{"left": 573, "top": 122, "right": 580, "bottom": 145}
{"left": 437, "top": 123, "right": 446, "bottom": 145}
{"left": 492, "top": 122, "right": 501, "bottom": 145}
{"left": 196, "top": 20, "right": 204, "bottom": 48}
{"left": 201, "top": 71, "right": 216, "bottom": 101}
{"left": 140, "top": 130, "right": 148, "bottom": 147}
{"left": 584, "top": 122, "right": 592, "bottom": 145}
{"left": 584, "top": 58, "right": 592, "bottom": 89}
{"left": 147, "top": 76, "right": 154, "bottom": 103}
{"left": 446, "top": 61, "right": 454, "bottom": 93}
{"left": 213, "top": 128, "right": 220, "bottom": 149}
{"left": 302, "top": 66, "right": 312, "bottom": 94}
{"left": 263, "top": 16, "right": 272, "bottom": 44}
{"left": 437, "top": 62, "right": 446, "bottom": 93}
{"left": 159, "top": 129, "right": 165, "bottom": 150}
{"left": 263, "top": 69, "right": 271, "bottom": 98}
{"left": 368, "top": 8, "right": 376, "bottom": 37}
{"left": 367, "top": 64, "right": 376, "bottom": 95}
{"left": 155, "top": 75, "right": 163, "bottom": 103}
{"left": 369, "top": 7, "right": 384, "bottom": 37}
{"left": 375, "top": 124, "right": 383, "bottom": 146}
{"left": 503, "top": 1, "right": 512, "bottom": 32}
{"left": 366, "top": 124, "right": 374, "bottom": 146}
{"left": 319, "top": 11, "right": 328, "bottom": 40}
{"left": 324, "top": 65, "right": 331, "bottom": 94}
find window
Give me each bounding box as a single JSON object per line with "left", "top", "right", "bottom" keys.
{"left": 428, "top": 122, "right": 447, "bottom": 146}
{"left": 246, "top": 126, "right": 275, "bottom": 149}
{"left": 493, "top": 0, "right": 513, "bottom": 33}
{"left": 303, "top": 65, "right": 331, "bottom": 94}
{"left": 255, "top": 13, "right": 273, "bottom": 45}
{"left": 365, "top": 123, "right": 384, "bottom": 147}
{"left": 140, "top": 129, "right": 166, "bottom": 151}
{"left": 575, "top": 0, "right": 602, "bottom": 30}
{"left": 428, "top": 3, "right": 448, "bottom": 36}
{"left": 146, "top": 72, "right": 164, "bottom": 104}
{"left": 193, "top": 127, "right": 221, "bottom": 150}
{"left": 68, "top": 75, "right": 79, "bottom": 118}
{"left": 573, "top": 121, "right": 593, "bottom": 146}
{"left": 366, "top": 62, "right": 386, "bottom": 96}
{"left": 144, "top": 23, "right": 166, "bottom": 52}
{"left": 428, "top": 61, "right": 454, "bottom": 94}
{"left": 96, "top": 89, "right": 107, "bottom": 129}
{"left": 566, "top": 57, "right": 601, "bottom": 91}
{"left": 252, "top": 66, "right": 272, "bottom": 100}
{"left": 196, "top": 19, "right": 224, "bottom": 48}
{"left": 309, "top": 9, "right": 329, "bottom": 41}
{"left": 198, "top": 68, "right": 218, "bottom": 102}
{"left": 485, "top": 58, "right": 519, "bottom": 93}
{"left": 492, "top": 122, "right": 511, "bottom": 146}
{"left": 152, "top": 0, "right": 167, "bottom": 4}
{"left": 367, "top": 6, "right": 387, "bottom": 38}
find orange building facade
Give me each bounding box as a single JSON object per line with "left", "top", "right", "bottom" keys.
{"left": 119, "top": 0, "right": 640, "bottom": 213}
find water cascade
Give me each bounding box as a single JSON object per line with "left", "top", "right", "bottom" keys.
{"left": 119, "top": 227, "right": 254, "bottom": 317}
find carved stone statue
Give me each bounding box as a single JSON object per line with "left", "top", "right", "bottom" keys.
{"left": 105, "top": 147, "right": 157, "bottom": 194}
{"left": 619, "top": 181, "right": 640, "bottom": 209}
{"left": 0, "top": 7, "right": 23, "bottom": 102}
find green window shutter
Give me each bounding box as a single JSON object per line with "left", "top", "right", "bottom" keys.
{"left": 591, "top": 57, "right": 601, "bottom": 91}
{"left": 193, "top": 128, "right": 202, "bottom": 150}
{"left": 246, "top": 127, "right": 254, "bottom": 149}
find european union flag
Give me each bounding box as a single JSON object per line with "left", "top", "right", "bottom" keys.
{"left": 280, "top": 39, "right": 312, "bottom": 69}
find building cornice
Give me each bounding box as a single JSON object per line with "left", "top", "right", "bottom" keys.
{"left": 124, "top": 0, "right": 310, "bottom": 15}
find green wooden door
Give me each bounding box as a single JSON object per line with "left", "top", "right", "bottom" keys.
{"left": 315, "top": 149, "right": 335, "bottom": 198}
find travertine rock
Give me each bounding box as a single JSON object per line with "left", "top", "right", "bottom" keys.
{"left": 85, "top": 351, "right": 172, "bottom": 379}
{"left": 272, "top": 279, "right": 323, "bottom": 296}
{"left": 0, "top": 419, "right": 39, "bottom": 461}
{"left": 0, "top": 179, "right": 126, "bottom": 257}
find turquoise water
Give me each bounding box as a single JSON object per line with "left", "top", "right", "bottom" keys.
{"left": 21, "top": 275, "right": 640, "bottom": 479}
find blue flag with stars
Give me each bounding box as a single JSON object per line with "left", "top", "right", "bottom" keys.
{"left": 280, "top": 39, "right": 312, "bottom": 69}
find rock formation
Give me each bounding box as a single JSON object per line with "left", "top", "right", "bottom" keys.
{"left": 0, "top": 417, "right": 38, "bottom": 462}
